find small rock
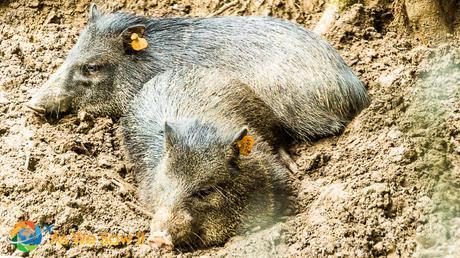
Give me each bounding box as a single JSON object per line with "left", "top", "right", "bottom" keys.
{"left": 377, "top": 67, "right": 404, "bottom": 87}
{"left": 373, "top": 241, "right": 384, "bottom": 252}
{"left": 386, "top": 31, "right": 397, "bottom": 38}
{"left": 29, "top": 0, "right": 40, "bottom": 7}
{"left": 63, "top": 137, "right": 91, "bottom": 155}
{"left": 44, "top": 10, "right": 58, "bottom": 24}
{"left": 97, "top": 154, "right": 112, "bottom": 168}
{"left": 389, "top": 146, "right": 405, "bottom": 162}
{"left": 98, "top": 178, "right": 113, "bottom": 191}
{"left": 361, "top": 183, "right": 388, "bottom": 194}
{"left": 0, "top": 92, "right": 9, "bottom": 105}
{"left": 387, "top": 129, "right": 402, "bottom": 140}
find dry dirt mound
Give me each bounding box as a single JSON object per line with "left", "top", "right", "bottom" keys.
{"left": 0, "top": 1, "right": 459, "bottom": 257}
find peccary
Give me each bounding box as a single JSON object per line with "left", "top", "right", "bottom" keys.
{"left": 122, "top": 67, "right": 295, "bottom": 249}
{"left": 27, "top": 5, "right": 369, "bottom": 140}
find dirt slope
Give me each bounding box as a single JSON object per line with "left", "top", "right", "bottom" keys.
{"left": 0, "top": 0, "right": 459, "bottom": 257}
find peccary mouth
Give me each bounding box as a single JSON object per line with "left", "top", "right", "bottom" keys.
{"left": 26, "top": 88, "right": 73, "bottom": 116}
{"left": 25, "top": 103, "right": 47, "bottom": 115}
{"left": 25, "top": 98, "right": 72, "bottom": 116}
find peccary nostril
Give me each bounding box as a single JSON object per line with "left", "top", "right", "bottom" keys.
{"left": 148, "top": 230, "right": 173, "bottom": 251}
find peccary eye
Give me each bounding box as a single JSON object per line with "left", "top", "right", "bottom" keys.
{"left": 82, "top": 64, "right": 102, "bottom": 76}
{"left": 192, "top": 187, "right": 215, "bottom": 199}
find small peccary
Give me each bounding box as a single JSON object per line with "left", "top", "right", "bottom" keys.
{"left": 122, "top": 67, "right": 295, "bottom": 249}
{"left": 27, "top": 5, "right": 369, "bottom": 140}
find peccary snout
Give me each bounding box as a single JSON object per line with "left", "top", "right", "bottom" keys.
{"left": 26, "top": 77, "right": 72, "bottom": 116}
{"left": 148, "top": 207, "right": 192, "bottom": 250}
{"left": 148, "top": 231, "right": 173, "bottom": 251}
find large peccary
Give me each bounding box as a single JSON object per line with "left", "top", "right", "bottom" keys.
{"left": 27, "top": 5, "right": 369, "bottom": 140}
{"left": 122, "top": 67, "right": 295, "bottom": 249}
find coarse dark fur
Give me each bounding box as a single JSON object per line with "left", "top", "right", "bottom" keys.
{"left": 122, "top": 67, "right": 294, "bottom": 249}
{"left": 29, "top": 5, "right": 370, "bottom": 250}
{"left": 29, "top": 5, "right": 369, "bottom": 141}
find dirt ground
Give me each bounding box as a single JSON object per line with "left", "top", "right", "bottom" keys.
{"left": 0, "top": 0, "right": 459, "bottom": 257}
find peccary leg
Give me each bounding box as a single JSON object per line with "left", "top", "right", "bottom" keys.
{"left": 278, "top": 148, "right": 299, "bottom": 175}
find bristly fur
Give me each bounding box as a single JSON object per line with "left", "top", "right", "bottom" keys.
{"left": 31, "top": 8, "right": 370, "bottom": 249}
{"left": 121, "top": 67, "right": 295, "bottom": 248}
{"left": 32, "top": 10, "right": 369, "bottom": 141}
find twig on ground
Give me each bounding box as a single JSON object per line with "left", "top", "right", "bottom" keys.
{"left": 109, "top": 173, "right": 138, "bottom": 194}
{"left": 126, "top": 201, "right": 154, "bottom": 218}
{"left": 207, "top": 0, "right": 239, "bottom": 17}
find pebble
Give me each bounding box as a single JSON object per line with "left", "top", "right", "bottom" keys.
{"left": 0, "top": 92, "right": 9, "bottom": 105}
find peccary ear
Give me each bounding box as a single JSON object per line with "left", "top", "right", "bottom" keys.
{"left": 231, "top": 127, "right": 255, "bottom": 157}
{"left": 232, "top": 128, "right": 248, "bottom": 143}
{"left": 121, "top": 24, "right": 147, "bottom": 53}
{"left": 164, "top": 122, "right": 175, "bottom": 151}
{"left": 89, "top": 3, "right": 101, "bottom": 22}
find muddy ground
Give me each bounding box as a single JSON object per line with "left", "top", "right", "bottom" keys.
{"left": 0, "top": 0, "right": 459, "bottom": 257}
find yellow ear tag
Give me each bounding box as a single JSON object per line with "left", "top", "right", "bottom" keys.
{"left": 130, "top": 33, "right": 148, "bottom": 51}
{"left": 236, "top": 135, "right": 254, "bottom": 156}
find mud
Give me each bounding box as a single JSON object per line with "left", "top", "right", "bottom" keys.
{"left": 0, "top": 1, "right": 459, "bottom": 257}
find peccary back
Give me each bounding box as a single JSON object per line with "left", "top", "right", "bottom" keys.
{"left": 139, "top": 16, "right": 369, "bottom": 140}
{"left": 121, "top": 67, "right": 294, "bottom": 248}
{"left": 29, "top": 11, "right": 369, "bottom": 130}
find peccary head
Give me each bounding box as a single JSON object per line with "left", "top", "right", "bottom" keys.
{"left": 145, "top": 120, "right": 289, "bottom": 250}
{"left": 27, "top": 5, "right": 156, "bottom": 117}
